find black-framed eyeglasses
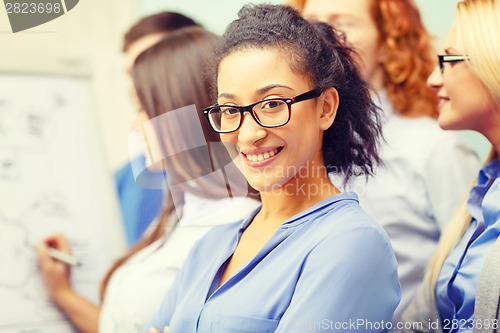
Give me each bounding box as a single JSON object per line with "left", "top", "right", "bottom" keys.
{"left": 203, "top": 88, "right": 323, "bottom": 133}
{"left": 438, "top": 54, "right": 470, "bottom": 73}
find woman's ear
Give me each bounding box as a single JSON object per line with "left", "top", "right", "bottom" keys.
{"left": 318, "top": 87, "right": 339, "bottom": 130}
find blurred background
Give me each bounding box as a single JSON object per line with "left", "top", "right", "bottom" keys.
{"left": 0, "top": 0, "right": 489, "bottom": 173}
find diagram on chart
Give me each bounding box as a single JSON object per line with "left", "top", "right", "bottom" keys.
{"left": 0, "top": 72, "right": 124, "bottom": 332}
{"left": 0, "top": 149, "right": 19, "bottom": 181}
{"left": 0, "top": 92, "right": 64, "bottom": 149}
{"left": 0, "top": 192, "right": 72, "bottom": 288}
{"left": 0, "top": 219, "right": 33, "bottom": 289}
{"left": 0, "top": 192, "right": 76, "bottom": 331}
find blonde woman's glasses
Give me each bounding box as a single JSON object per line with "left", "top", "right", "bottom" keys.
{"left": 438, "top": 54, "right": 470, "bottom": 73}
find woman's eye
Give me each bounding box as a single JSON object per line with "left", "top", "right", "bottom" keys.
{"left": 262, "top": 100, "right": 282, "bottom": 109}
{"left": 221, "top": 107, "right": 239, "bottom": 115}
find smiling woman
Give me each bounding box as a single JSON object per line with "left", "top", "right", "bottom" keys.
{"left": 215, "top": 48, "right": 335, "bottom": 194}
{"left": 144, "top": 4, "right": 401, "bottom": 333}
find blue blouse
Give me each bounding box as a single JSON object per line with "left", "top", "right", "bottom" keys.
{"left": 436, "top": 159, "right": 500, "bottom": 332}
{"left": 144, "top": 192, "right": 401, "bottom": 333}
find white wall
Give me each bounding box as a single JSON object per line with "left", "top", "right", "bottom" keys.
{"left": 415, "top": 0, "right": 459, "bottom": 49}
{"left": 138, "top": 0, "right": 458, "bottom": 48}
{"left": 138, "top": 0, "right": 283, "bottom": 35}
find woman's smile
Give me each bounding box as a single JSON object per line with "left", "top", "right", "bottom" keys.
{"left": 242, "top": 147, "right": 282, "bottom": 166}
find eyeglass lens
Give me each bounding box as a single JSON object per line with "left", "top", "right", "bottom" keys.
{"left": 210, "top": 99, "right": 289, "bottom": 132}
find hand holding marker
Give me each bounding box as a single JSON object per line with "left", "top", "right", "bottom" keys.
{"left": 33, "top": 234, "right": 82, "bottom": 267}
{"left": 46, "top": 247, "right": 81, "bottom": 266}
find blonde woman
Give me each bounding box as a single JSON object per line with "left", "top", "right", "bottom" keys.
{"left": 288, "top": 0, "right": 481, "bottom": 322}
{"left": 400, "top": 0, "right": 500, "bottom": 332}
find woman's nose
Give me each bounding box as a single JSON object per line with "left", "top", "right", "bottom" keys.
{"left": 237, "top": 112, "right": 267, "bottom": 145}
{"left": 427, "top": 66, "right": 443, "bottom": 91}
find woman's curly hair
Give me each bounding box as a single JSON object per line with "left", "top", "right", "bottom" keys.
{"left": 209, "top": 4, "right": 383, "bottom": 181}
{"left": 288, "top": 0, "right": 439, "bottom": 118}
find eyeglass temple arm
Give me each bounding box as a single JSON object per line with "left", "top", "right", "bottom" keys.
{"left": 293, "top": 88, "right": 323, "bottom": 103}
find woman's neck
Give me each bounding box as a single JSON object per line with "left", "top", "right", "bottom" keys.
{"left": 493, "top": 138, "right": 499, "bottom": 165}
{"left": 255, "top": 169, "right": 340, "bottom": 228}
{"left": 485, "top": 106, "right": 500, "bottom": 163}
{"left": 484, "top": 132, "right": 499, "bottom": 166}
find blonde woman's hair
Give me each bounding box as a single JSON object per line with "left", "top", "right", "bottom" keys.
{"left": 427, "top": 147, "right": 498, "bottom": 289}
{"left": 456, "top": 0, "right": 500, "bottom": 106}
{"left": 426, "top": 0, "right": 500, "bottom": 291}
{"left": 426, "top": 181, "right": 473, "bottom": 289}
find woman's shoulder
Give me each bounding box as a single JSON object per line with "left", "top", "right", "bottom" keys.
{"left": 304, "top": 193, "right": 393, "bottom": 247}
{"left": 317, "top": 192, "right": 383, "bottom": 224}
{"left": 297, "top": 194, "right": 398, "bottom": 275}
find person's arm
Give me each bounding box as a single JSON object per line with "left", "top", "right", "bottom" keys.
{"left": 424, "top": 135, "right": 480, "bottom": 231}
{"left": 397, "top": 281, "right": 442, "bottom": 333}
{"left": 37, "top": 234, "right": 99, "bottom": 333}
{"left": 276, "top": 225, "right": 401, "bottom": 333}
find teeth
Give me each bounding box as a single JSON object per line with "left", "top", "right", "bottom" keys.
{"left": 245, "top": 148, "right": 279, "bottom": 162}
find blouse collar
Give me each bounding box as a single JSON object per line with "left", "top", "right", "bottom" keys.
{"left": 467, "top": 159, "right": 500, "bottom": 227}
